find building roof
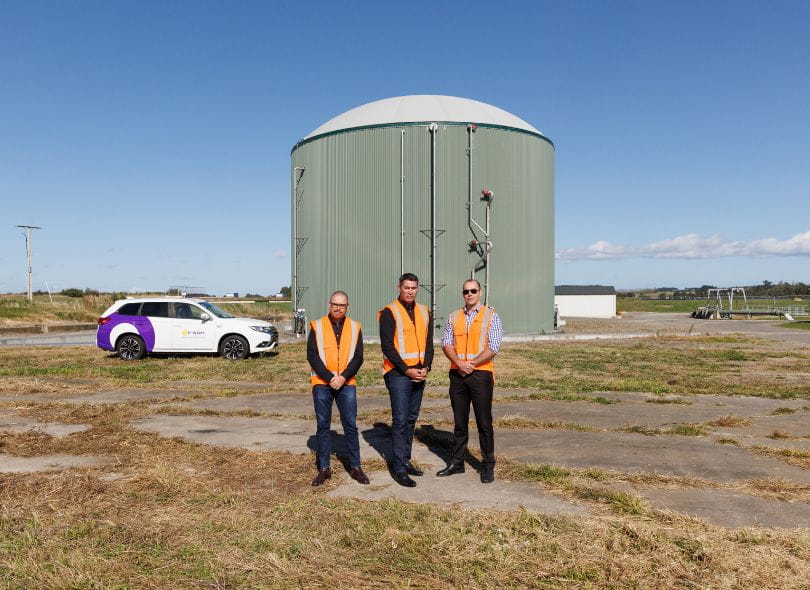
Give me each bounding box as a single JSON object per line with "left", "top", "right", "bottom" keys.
{"left": 304, "top": 95, "right": 543, "bottom": 140}
{"left": 555, "top": 285, "right": 616, "bottom": 296}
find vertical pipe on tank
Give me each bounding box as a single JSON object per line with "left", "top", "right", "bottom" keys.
{"left": 484, "top": 203, "right": 491, "bottom": 306}
{"left": 428, "top": 123, "right": 438, "bottom": 322}
{"left": 291, "top": 166, "right": 304, "bottom": 314}
{"left": 467, "top": 124, "right": 474, "bottom": 280}
{"left": 400, "top": 129, "right": 405, "bottom": 276}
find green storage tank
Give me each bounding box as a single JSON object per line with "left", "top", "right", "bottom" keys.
{"left": 291, "top": 95, "right": 554, "bottom": 338}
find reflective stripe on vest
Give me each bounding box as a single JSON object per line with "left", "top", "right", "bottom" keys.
{"left": 380, "top": 300, "right": 429, "bottom": 372}
{"left": 450, "top": 306, "right": 494, "bottom": 373}
{"left": 309, "top": 316, "right": 361, "bottom": 386}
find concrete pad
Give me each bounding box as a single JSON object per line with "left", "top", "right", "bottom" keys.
{"left": 628, "top": 488, "right": 810, "bottom": 529}
{"left": 175, "top": 392, "right": 447, "bottom": 417}
{"left": 3, "top": 388, "right": 199, "bottom": 404}
{"left": 133, "top": 414, "right": 588, "bottom": 516}
{"left": 132, "top": 415, "right": 440, "bottom": 469}
{"left": 0, "top": 410, "right": 89, "bottom": 437}
{"left": 488, "top": 400, "right": 733, "bottom": 429}
{"left": 0, "top": 453, "right": 113, "bottom": 473}
{"left": 63, "top": 389, "right": 200, "bottom": 404}
{"left": 712, "top": 412, "right": 810, "bottom": 439}
{"left": 494, "top": 429, "right": 810, "bottom": 484}
{"left": 328, "top": 469, "right": 589, "bottom": 515}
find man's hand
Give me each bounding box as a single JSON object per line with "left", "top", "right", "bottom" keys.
{"left": 405, "top": 367, "right": 427, "bottom": 382}
{"left": 456, "top": 360, "right": 475, "bottom": 375}
{"left": 329, "top": 374, "right": 346, "bottom": 390}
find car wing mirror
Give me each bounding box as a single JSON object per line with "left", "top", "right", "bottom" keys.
{"left": 200, "top": 312, "right": 211, "bottom": 322}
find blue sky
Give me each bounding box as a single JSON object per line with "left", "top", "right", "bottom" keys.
{"left": 1, "top": 1, "right": 808, "bottom": 294}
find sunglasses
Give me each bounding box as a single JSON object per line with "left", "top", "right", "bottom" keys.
{"left": 462, "top": 289, "right": 479, "bottom": 295}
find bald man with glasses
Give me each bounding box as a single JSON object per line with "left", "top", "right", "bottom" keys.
{"left": 438, "top": 279, "right": 503, "bottom": 483}
{"left": 307, "top": 291, "right": 369, "bottom": 486}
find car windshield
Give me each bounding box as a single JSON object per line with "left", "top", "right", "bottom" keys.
{"left": 198, "top": 301, "right": 234, "bottom": 318}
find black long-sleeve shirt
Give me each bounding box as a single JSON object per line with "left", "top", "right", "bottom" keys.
{"left": 307, "top": 316, "right": 364, "bottom": 384}
{"left": 379, "top": 299, "right": 434, "bottom": 375}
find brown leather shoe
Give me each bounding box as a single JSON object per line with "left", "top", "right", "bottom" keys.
{"left": 311, "top": 467, "right": 332, "bottom": 486}
{"left": 350, "top": 467, "right": 370, "bottom": 484}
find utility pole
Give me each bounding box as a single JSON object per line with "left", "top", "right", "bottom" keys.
{"left": 16, "top": 225, "right": 41, "bottom": 302}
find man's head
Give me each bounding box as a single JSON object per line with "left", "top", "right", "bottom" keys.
{"left": 328, "top": 290, "right": 349, "bottom": 321}
{"left": 462, "top": 279, "right": 482, "bottom": 309}
{"left": 398, "top": 273, "right": 419, "bottom": 304}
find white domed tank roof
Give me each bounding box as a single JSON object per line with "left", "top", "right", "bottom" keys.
{"left": 304, "top": 95, "right": 543, "bottom": 140}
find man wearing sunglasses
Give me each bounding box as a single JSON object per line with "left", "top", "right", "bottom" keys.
{"left": 438, "top": 279, "right": 503, "bottom": 483}
{"left": 307, "top": 291, "right": 369, "bottom": 487}
{"left": 378, "top": 273, "right": 434, "bottom": 487}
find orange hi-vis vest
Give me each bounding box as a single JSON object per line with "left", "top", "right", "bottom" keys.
{"left": 379, "top": 299, "right": 429, "bottom": 374}
{"left": 449, "top": 305, "right": 495, "bottom": 374}
{"left": 309, "top": 316, "right": 361, "bottom": 386}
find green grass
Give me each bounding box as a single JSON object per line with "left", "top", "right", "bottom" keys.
{"left": 780, "top": 321, "right": 810, "bottom": 331}
{"left": 617, "top": 298, "right": 707, "bottom": 313}
{"left": 0, "top": 294, "right": 293, "bottom": 326}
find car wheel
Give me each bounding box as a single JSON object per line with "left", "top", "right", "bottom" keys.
{"left": 220, "top": 334, "right": 249, "bottom": 360}
{"left": 116, "top": 334, "right": 146, "bottom": 361}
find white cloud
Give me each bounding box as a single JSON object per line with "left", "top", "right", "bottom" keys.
{"left": 557, "top": 231, "right": 810, "bottom": 261}
{"left": 273, "top": 250, "right": 287, "bottom": 258}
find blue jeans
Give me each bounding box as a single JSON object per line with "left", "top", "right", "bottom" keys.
{"left": 312, "top": 384, "right": 360, "bottom": 470}
{"left": 384, "top": 371, "right": 425, "bottom": 474}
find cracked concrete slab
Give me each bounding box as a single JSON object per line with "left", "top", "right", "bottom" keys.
{"left": 132, "top": 415, "right": 439, "bottom": 468}
{"left": 6, "top": 388, "right": 203, "bottom": 405}
{"left": 627, "top": 487, "right": 810, "bottom": 529}
{"left": 328, "top": 469, "right": 589, "bottom": 515}
{"left": 493, "top": 428, "right": 810, "bottom": 484}
{"left": 172, "top": 392, "right": 448, "bottom": 417}
{"left": 133, "top": 414, "right": 588, "bottom": 516}
{"left": 0, "top": 410, "right": 89, "bottom": 437}
{"left": 0, "top": 454, "right": 113, "bottom": 473}
{"left": 712, "top": 412, "right": 810, "bottom": 439}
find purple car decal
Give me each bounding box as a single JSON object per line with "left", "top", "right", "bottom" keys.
{"left": 97, "top": 314, "right": 156, "bottom": 352}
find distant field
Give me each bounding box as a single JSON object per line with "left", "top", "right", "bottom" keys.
{"left": 618, "top": 297, "right": 804, "bottom": 314}
{"left": 0, "top": 294, "right": 120, "bottom": 325}
{"left": 780, "top": 321, "right": 810, "bottom": 331}
{"left": 617, "top": 298, "right": 704, "bottom": 313}
{"left": 0, "top": 294, "right": 292, "bottom": 326}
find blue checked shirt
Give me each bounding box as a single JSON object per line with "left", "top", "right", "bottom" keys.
{"left": 441, "top": 304, "right": 503, "bottom": 354}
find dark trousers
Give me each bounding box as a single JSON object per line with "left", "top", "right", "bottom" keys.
{"left": 312, "top": 384, "right": 360, "bottom": 470}
{"left": 448, "top": 369, "right": 495, "bottom": 466}
{"left": 384, "top": 370, "right": 425, "bottom": 474}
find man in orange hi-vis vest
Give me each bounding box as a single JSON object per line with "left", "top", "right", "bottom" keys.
{"left": 307, "top": 290, "right": 369, "bottom": 487}
{"left": 379, "top": 273, "right": 434, "bottom": 487}
{"left": 438, "top": 279, "right": 503, "bottom": 483}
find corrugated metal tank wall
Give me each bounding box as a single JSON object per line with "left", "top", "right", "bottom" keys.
{"left": 291, "top": 123, "right": 554, "bottom": 338}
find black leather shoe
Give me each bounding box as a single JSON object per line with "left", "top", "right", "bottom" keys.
{"left": 405, "top": 462, "right": 424, "bottom": 476}
{"left": 392, "top": 472, "right": 417, "bottom": 487}
{"left": 350, "top": 467, "right": 370, "bottom": 484}
{"left": 480, "top": 465, "right": 495, "bottom": 483}
{"left": 436, "top": 463, "right": 465, "bottom": 477}
{"left": 311, "top": 467, "right": 332, "bottom": 486}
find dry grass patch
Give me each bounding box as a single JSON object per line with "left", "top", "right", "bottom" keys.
{"left": 752, "top": 446, "right": 810, "bottom": 469}
{"left": 707, "top": 415, "right": 752, "bottom": 428}
{"left": 3, "top": 467, "right": 809, "bottom": 588}
{"left": 494, "top": 415, "right": 597, "bottom": 431}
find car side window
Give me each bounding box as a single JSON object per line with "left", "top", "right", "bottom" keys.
{"left": 117, "top": 302, "right": 141, "bottom": 315}
{"left": 140, "top": 302, "right": 169, "bottom": 318}
{"left": 173, "top": 303, "right": 204, "bottom": 320}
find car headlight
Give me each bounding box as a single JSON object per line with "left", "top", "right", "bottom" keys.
{"left": 250, "top": 325, "right": 275, "bottom": 334}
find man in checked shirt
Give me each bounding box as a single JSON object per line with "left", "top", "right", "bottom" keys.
{"left": 438, "top": 279, "right": 503, "bottom": 483}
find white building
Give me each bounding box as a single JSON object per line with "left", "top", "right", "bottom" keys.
{"left": 555, "top": 285, "right": 616, "bottom": 318}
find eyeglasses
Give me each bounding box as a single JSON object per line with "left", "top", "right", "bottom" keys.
{"left": 462, "top": 289, "right": 479, "bottom": 295}
{"left": 329, "top": 302, "right": 348, "bottom": 308}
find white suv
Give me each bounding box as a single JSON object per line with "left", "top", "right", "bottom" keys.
{"left": 96, "top": 298, "right": 279, "bottom": 360}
